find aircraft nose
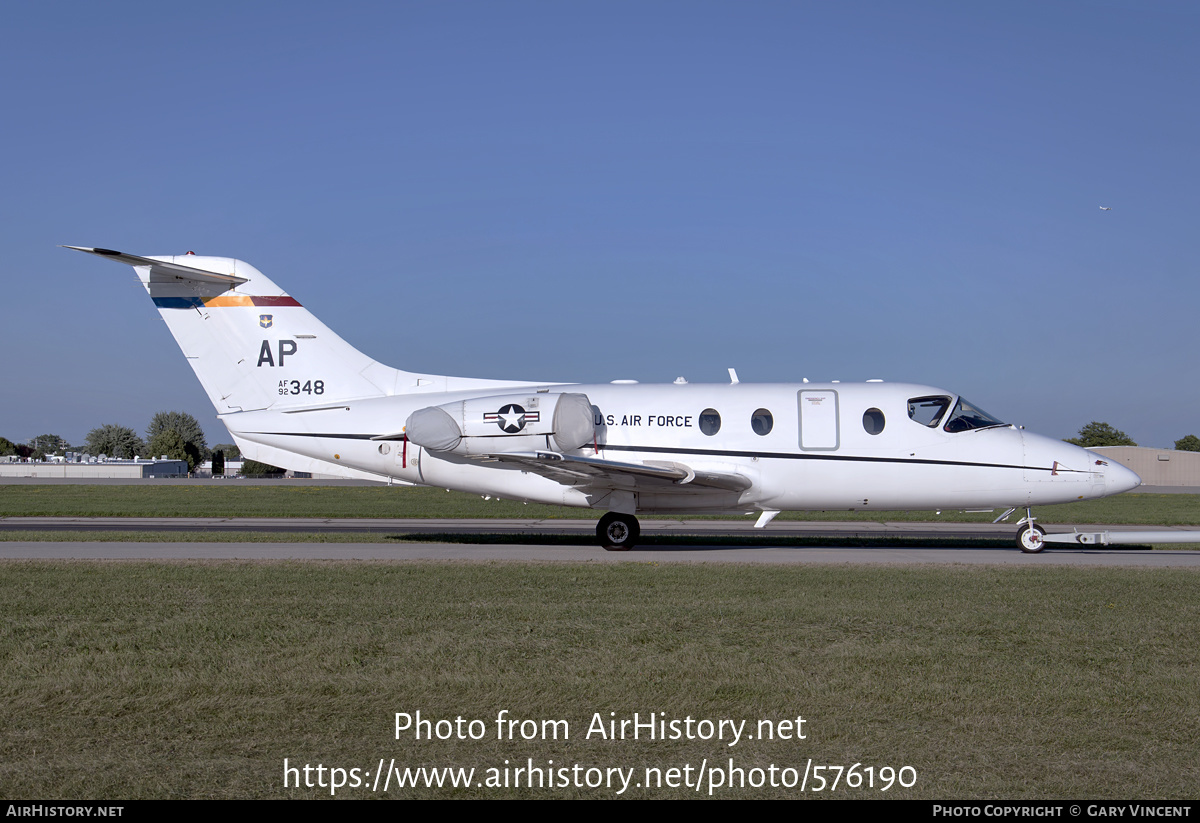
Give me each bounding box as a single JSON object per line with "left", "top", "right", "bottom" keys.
{"left": 1105, "top": 461, "right": 1142, "bottom": 495}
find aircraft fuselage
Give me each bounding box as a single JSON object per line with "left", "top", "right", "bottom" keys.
{"left": 66, "top": 246, "right": 1141, "bottom": 550}
{"left": 225, "top": 380, "right": 1134, "bottom": 515}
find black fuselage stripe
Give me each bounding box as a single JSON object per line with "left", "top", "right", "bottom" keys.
{"left": 598, "top": 443, "right": 1073, "bottom": 473}
{"left": 248, "top": 431, "right": 1085, "bottom": 475}
{"left": 257, "top": 432, "right": 377, "bottom": 440}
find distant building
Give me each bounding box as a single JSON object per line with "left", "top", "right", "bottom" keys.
{"left": 196, "top": 459, "right": 245, "bottom": 477}
{"left": 194, "top": 460, "right": 337, "bottom": 480}
{"left": 0, "top": 456, "right": 188, "bottom": 479}
{"left": 1090, "top": 446, "right": 1200, "bottom": 488}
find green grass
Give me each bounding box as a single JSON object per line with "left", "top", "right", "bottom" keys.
{"left": 1, "top": 486, "right": 1195, "bottom": 797}
{"left": 0, "top": 484, "right": 556, "bottom": 519}
{"left": 1, "top": 562, "right": 1197, "bottom": 799}
{"left": 1, "top": 485, "right": 1198, "bottom": 524}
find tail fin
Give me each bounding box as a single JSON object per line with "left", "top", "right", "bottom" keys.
{"left": 66, "top": 247, "right": 404, "bottom": 414}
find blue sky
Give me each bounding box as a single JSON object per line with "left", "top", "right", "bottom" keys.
{"left": 3, "top": 1, "right": 1198, "bottom": 448}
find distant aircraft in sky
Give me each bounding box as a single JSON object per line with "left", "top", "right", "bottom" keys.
{"left": 1099, "top": 206, "right": 1112, "bottom": 210}
{"left": 67, "top": 245, "right": 1142, "bottom": 553}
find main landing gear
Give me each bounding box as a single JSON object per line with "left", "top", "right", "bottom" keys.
{"left": 597, "top": 512, "right": 640, "bottom": 551}
{"left": 1015, "top": 508, "right": 1046, "bottom": 553}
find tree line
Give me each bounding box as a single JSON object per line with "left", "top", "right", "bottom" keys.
{"left": 0, "top": 411, "right": 282, "bottom": 475}
{"left": 1063, "top": 422, "right": 1200, "bottom": 451}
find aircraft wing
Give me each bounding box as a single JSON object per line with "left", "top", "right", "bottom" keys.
{"left": 487, "top": 451, "right": 752, "bottom": 493}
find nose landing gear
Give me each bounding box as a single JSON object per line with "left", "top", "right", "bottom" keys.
{"left": 1016, "top": 508, "right": 1046, "bottom": 553}
{"left": 597, "top": 512, "right": 640, "bottom": 551}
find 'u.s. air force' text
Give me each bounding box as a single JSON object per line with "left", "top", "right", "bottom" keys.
{"left": 595, "top": 414, "right": 693, "bottom": 428}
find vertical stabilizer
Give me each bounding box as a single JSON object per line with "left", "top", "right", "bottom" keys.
{"left": 66, "top": 247, "right": 402, "bottom": 414}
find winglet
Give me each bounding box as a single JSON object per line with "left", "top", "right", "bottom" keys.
{"left": 61, "top": 245, "right": 249, "bottom": 286}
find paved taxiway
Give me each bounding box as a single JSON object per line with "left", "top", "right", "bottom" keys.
{"left": 0, "top": 516, "right": 1047, "bottom": 538}
{"left": 3, "top": 541, "right": 1200, "bottom": 565}
{"left": 10, "top": 516, "right": 1200, "bottom": 540}
{"left": 4, "top": 518, "right": 1200, "bottom": 565}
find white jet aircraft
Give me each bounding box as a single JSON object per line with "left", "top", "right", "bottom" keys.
{"left": 67, "top": 246, "right": 1141, "bottom": 552}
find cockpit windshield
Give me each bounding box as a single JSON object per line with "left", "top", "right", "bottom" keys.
{"left": 908, "top": 396, "right": 952, "bottom": 427}
{"left": 942, "top": 397, "right": 1006, "bottom": 433}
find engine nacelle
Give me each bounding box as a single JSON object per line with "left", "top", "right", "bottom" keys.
{"left": 405, "top": 392, "right": 594, "bottom": 456}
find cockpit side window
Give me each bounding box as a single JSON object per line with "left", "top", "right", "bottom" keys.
{"left": 907, "top": 396, "right": 951, "bottom": 428}
{"left": 943, "top": 398, "right": 1006, "bottom": 433}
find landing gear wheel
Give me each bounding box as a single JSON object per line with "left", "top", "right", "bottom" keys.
{"left": 597, "top": 512, "right": 640, "bottom": 551}
{"left": 1017, "top": 523, "right": 1046, "bottom": 553}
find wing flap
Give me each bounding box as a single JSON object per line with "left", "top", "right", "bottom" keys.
{"left": 489, "top": 451, "right": 752, "bottom": 493}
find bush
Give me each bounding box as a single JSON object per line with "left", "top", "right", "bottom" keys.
{"left": 240, "top": 459, "right": 285, "bottom": 477}
{"left": 1175, "top": 435, "right": 1200, "bottom": 452}
{"left": 1065, "top": 422, "right": 1137, "bottom": 448}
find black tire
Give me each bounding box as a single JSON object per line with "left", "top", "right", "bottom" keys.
{"left": 1017, "top": 523, "right": 1046, "bottom": 553}
{"left": 597, "top": 512, "right": 640, "bottom": 551}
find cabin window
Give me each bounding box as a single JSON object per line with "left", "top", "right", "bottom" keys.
{"left": 943, "top": 398, "right": 1006, "bottom": 433}
{"left": 699, "top": 408, "right": 721, "bottom": 436}
{"left": 907, "top": 395, "right": 951, "bottom": 428}
{"left": 863, "top": 408, "right": 885, "bottom": 435}
{"left": 751, "top": 409, "right": 773, "bottom": 436}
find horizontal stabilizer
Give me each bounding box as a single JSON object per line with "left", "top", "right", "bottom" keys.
{"left": 62, "top": 246, "right": 249, "bottom": 286}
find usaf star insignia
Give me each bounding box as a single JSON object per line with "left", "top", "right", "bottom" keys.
{"left": 484, "top": 404, "right": 539, "bottom": 433}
